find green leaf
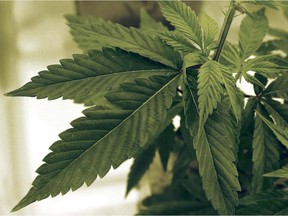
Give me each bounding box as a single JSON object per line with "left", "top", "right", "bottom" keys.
{"left": 252, "top": 105, "right": 280, "bottom": 193}
{"left": 239, "top": 8, "right": 268, "bottom": 59}
{"left": 262, "top": 99, "right": 288, "bottom": 128}
{"left": 243, "top": 55, "right": 288, "bottom": 78}
{"left": 218, "top": 97, "right": 242, "bottom": 159}
{"left": 263, "top": 73, "right": 288, "bottom": 100}
{"left": 67, "top": 16, "right": 182, "bottom": 69}
{"left": 256, "top": 111, "right": 288, "bottom": 147}
{"left": 268, "top": 27, "right": 288, "bottom": 39}
{"left": 182, "top": 52, "right": 205, "bottom": 70}
{"left": 242, "top": 0, "right": 278, "bottom": 9}
{"left": 11, "top": 74, "right": 179, "bottom": 212}
{"left": 194, "top": 106, "right": 240, "bottom": 215}
{"left": 126, "top": 144, "right": 156, "bottom": 196}
{"left": 158, "top": 31, "right": 199, "bottom": 54}
{"left": 253, "top": 73, "right": 268, "bottom": 95}
{"left": 158, "top": 0, "right": 203, "bottom": 50}
{"left": 237, "top": 191, "right": 288, "bottom": 215}
{"left": 241, "top": 97, "right": 257, "bottom": 134}
{"left": 65, "top": 15, "right": 107, "bottom": 51}
{"left": 138, "top": 200, "right": 214, "bottom": 215}
{"left": 242, "top": 72, "right": 265, "bottom": 89}
{"left": 183, "top": 69, "right": 199, "bottom": 136}
{"left": 264, "top": 165, "right": 288, "bottom": 178}
{"left": 219, "top": 42, "right": 241, "bottom": 71}
{"left": 157, "top": 125, "right": 176, "bottom": 171}
{"left": 197, "top": 60, "right": 223, "bottom": 127}
{"left": 139, "top": 8, "right": 168, "bottom": 32}
{"left": 6, "top": 48, "right": 177, "bottom": 106}
{"left": 219, "top": 64, "right": 242, "bottom": 121}
{"left": 199, "top": 11, "right": 218, "bottom": 50}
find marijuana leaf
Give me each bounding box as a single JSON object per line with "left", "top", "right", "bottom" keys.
{"left": 126, "top": 144, "right": 156, "bottom": 196}
{"left": 67, "top": 16, "right": 182, "bottom": 69}
{"left": 263, "top": 73, "right": 288, "bottom": 100}
{"left": 252, "top": 105, "right": 279, "bottom": 193}
{"left": 197, "top": 60, "right": 223, "bottom": 127}
{"left": 239, "top": 8, "right": 268, "bottom": 60}
{"left": 157, "top": 125, "right": 176, "bottom": 171}
{"left": 264, "top": 165, "right": 288, "bottom": 178}
{"left": 158, "top": 31, "right": 199, "bottom": 54}
{"left": 243, "top": 55, "right": 288, "bottom": 78}
{"left": 199, "top": 11, "right": 218, "bottom": 50}
{"left": 183, "top": 69, "right": 199, "bottom": 137}
{"left": 6, "top": 48, "right": 177, "bottom": 106}
{"left": 139, "top": 8, "right": 168, "bottom": 32}
{"left": 256, "top": 111, "right": 288, "bottom": 147}
{"left": 193, "top": 105, "right": 240, "bottom": 215}
{"left": 262, "top": 99, "right": 288, "bottom": 128}
{"left": 158, "top": 0, "right": 203, "bottom": 50}
{"left": 220, "top": 42, "right": 241, "bottom": 71}
{"left": 219, "top": 65, "right": 242, "bottom": 121}
{"left": 237, "top": 191, "right": 288, "bottom": 215}
{"left": 11, "top": 74, "right": 179, "bottom": 212}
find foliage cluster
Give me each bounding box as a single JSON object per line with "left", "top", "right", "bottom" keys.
{"left": 6, "top": 0, "right": 288, "bottom": 214}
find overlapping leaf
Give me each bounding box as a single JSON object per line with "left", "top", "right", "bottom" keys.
{"left": 256, "top": 111, "right": 288, "bottom": 147}
{"left": 219, "top": 65, "right": 242, "bottom": 121}
{"left": 6, "top": 48, "right": 177, "bottom": 105}
{"left": 199, "top": 11, "right": 218, "bottom": 50}
{"left": 263, "top": 73, "right": 288, "bottom": 99}
{"left": 65, "top": 15, "right": 107, "bottom": 51}
{"left": 252, "top": 105, "right": 279, "bottom": 193}
{"left": 262, "top": 99, "right": 288, "bottom": 128}
{"left": 158, "top": 0, "right": 203, "bottom": 50}
{"left": 193, "top": 103, "right": 240, "bottom": 215}
{"left": 244, "top": 56, "right": 287, "bottom": 79}
{"left": 183, "top": 70, "right": 199, "bottom": 136}
{"left": 237, "top": 191, "right": 288, "bottom": 215}
{"left": 264, "top": 165, "right": 288, "bottom": 178}
{"left": 67, "top": 16, "right": 182, "bottom": 69}
{"left": 126, "top": 144, "right": 156, "bottom": 196}
{"left": 220, "top": 42, "right": 241, "bottom": 71}
{"left": 139, "top": 8, "right": 168, "bottom": 32}
{"left": 239, "top": 8, "right": 268, "bottom": 59}
{"left": 183, "top": 63, "right": 240, "bottom": 214}
{"left": 158, "top": 31, "right": 199, "bottom": 54}
{"left": 11, "top": 74, "right": 179, "bottom": 212}
{"left": 197, "top": 60, "right": 223, "bottom": 127}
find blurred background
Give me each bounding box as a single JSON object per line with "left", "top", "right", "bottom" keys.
{"left": 0, "top": 1, "right": 287, "bottom": 215}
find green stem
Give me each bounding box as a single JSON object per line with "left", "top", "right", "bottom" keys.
{"left": 213, "top": 1, "right": 236, "bottom": 61}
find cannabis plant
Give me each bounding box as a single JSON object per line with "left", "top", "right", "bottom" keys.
{"left": 6, "top": 0, "right": 288, "bottom": 215}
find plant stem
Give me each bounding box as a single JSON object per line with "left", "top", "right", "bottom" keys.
{"left": 213, "top": 0, "right": 236, "bottom": 61}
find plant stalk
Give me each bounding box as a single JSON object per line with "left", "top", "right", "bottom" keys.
{"left": 213, "top": 1, "right": 236, "bottom": 61}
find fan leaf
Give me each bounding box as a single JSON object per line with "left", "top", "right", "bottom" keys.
{"left": 256, "top": 111, "right": 288, "bottom": 147}
{"left": 67, "top": 16, "right": 182, "bottom": 69}
{"left": 263, "top": 73, "right": 288, "bottom": 100}
{"left": 183, "top": 69, "right": 199, "bottom": 137}
{"left": 6, "top": 48, "right": 177, "bottom": 106}
{"left": 12, "top": 74, "right": 179, "bottom": 212}
{"left": 243, "top": 55, "right": 288, "bottom": 78}
{"left": 158, "top": 31, "right": 199, "bottom": 54}
{"left": 158, "top": 0, "right": 203, "bottom": 50}
{"left": 197, "top": 60, "right": 223, "bottom": 127}
{"left": 252, "top": 105, "right": 280, "bottom": 193}
{"left": 126, "top": 144, "right": 156, "bottom": 196}
{"left": 219, "top": 65, "right": 242, "bottom": 121}
{"left": 199, "top": 11, "right": 219, "bottom": 50}
{"left": 264, "top": 165, "right": 288, "bottom": 178}
{"left": 239, "top": 8, "right": 268, "bottom": 59}
{"left": 193, "top": 103, "right": 240, "bottom": 215}
{"left": 139, "top": 8, "right": 168, "bottom": 32}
